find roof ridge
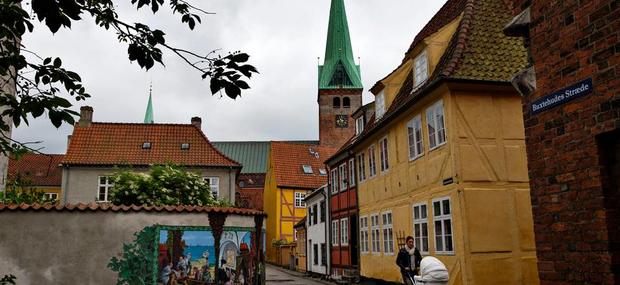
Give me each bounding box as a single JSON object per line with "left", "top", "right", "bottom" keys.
{"left": 88, "top": 122, "right": 196, "bottom": 127}
{"left": 441, "top": 0, "right": 476, "bottom": 77}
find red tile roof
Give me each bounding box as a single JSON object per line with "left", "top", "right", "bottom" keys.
{"left": 62, "top": 123, "right": 240, "bottom": 168}
{"left": 8, "top": 153, "right": 63, "bottom": 186}
{"left": 270, "top": 141, "right": 337, "bottom": 189}
{"left": 0, "top": 203, "right": 265, "bottom": 216}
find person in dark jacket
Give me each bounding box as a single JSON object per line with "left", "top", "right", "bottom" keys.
{"left": 396, "top": 236, "right": 422, "bottom": 285}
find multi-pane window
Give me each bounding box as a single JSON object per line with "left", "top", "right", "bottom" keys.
{"left": 341, "top": 218, "right": 349, "bottom": 246}
{"left": 348, "top": 158, "right": 356, "bottom": 187}
{"left": 368, "top": 145, "right": 377, "bottom": 177}
{"left": 332, "top": 220, "right": 340, "bottom": 246}
{"left": 375, "top": 91, "right": 385, "bottom": 119}
{"left": 414, "top": 50, "right": 429, "bottom": 88}
{"left": 321, "top": 243, "right": 327, "bottom": 266}
{"left": 379, "top": 137, "right": 389, "bottom": 172}
{"left": 382, "top": 211, "right": 394, "bottom": 254}
{"left": 320, "top": 200, "right": 326, "bottom": 223}
{"left": 330, "top": 169, "right": 338, "bottom": 194}
{"left": 98, "top": 176, "right": 113, "bottom": 202}
{"left": 44, "top": 193, "right": 58, "bottom": 202}
{"left": 360, "top": 216, "right": 369, "bottom": 253}
{"left": 413, "top": 203, "right": 429, "bottom": 253}
{"left": 427, "top": 100, "right": 446, "bottom": 150}
{"left": 355, "top": 116, "right": 364, "bottom": 135}
{"left": 433, "top": 197, "right": 454, "bottom": 254}
{"left": 294, "top": 192, "right": 306, "bottom": 208}
{"left": 407, "top": 115, "right": 424, "bottom": 160}
{"left": 370, "top": 214, "right": 380, "bottom": 253}
{"left": 339, "top": 164, "right": 347, "bottom": 191}
{"left": 357, "top": 153, "right": 366, "bottom": 182}
{"left": 204, "top": 177, "right": 220, "bottom": 199}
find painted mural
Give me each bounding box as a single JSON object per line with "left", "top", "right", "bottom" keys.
{"left": 157, "top": 227, "right": 253, "bottom": 285}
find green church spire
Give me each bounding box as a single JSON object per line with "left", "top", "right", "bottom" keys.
{"left": 144, "top": 83, "right": 154, "bottom": 124}
{"left": 318, "top": 0, "right": 363, "bottom": 90}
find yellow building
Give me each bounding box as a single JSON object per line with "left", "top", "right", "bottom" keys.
{"left": 336, "top": 0, "right": 539, "bottom": 284}
{"left": 263, "top": 142, "right": 336, "bottom": 263}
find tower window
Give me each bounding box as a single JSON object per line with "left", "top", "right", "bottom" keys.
{"left": 333, "top": 97, "right": 341, "bottom": 108}
{"left": 343, "top": 97, "right": 351, "bottom": 108}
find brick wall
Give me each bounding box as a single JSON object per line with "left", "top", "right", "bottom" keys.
{"left": 513, "top": 0, "right": 620, "bottom": 283}
{"left": 318, "top": 89, "right": 362, "bottom": 148}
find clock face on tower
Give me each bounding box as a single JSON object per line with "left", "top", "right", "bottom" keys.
{"left": 335, "top": 115, "right": 349, "bottom": 128}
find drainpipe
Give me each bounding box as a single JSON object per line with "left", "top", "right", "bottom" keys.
{"left": 61, "top": 165, "right": 69, "bottom": 203}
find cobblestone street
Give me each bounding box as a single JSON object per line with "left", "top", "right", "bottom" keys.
{"left": 266, "top": 264, "right": 329, "bottom": 285}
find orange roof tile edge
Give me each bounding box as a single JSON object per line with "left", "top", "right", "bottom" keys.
{"left": 0, "top": 203, "right": 266, "bottom": 216}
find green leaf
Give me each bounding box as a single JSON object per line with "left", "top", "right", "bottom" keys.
{"left": 53, "top": 57, "right": 61, "bottom": 68}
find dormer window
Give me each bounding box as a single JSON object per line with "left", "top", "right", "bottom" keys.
{"left": 181, "top": 143, "right": 190, "bottom": 150}
{"left": 319, "top": 168, "right": 327, "bottom": 176}
{"left": 414, "top": 50, "right": 429, "bottom": 89}
{"left": 355, "top": 116, "right": 365, "bottom": 135}
{"left": 302, "top": 165, "right": 314, "bottom": 174}
{"left": 375, "top": 91, "right": 385, "bottom": 119}
{"left": 142, "top": 142, "right": 152, "bottom": 149}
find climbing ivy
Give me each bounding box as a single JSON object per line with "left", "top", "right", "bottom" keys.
{"left": 108, "top": 226, "right": 159, "bottom": 285}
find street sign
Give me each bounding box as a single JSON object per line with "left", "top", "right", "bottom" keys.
{"left": 531, "top": 78, "right": 593, "bottom": 114}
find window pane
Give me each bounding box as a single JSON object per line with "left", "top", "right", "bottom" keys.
{"left": 434, "top": 201, "right": 441, "bottom": 216}
{"left": 435, "top": 220, "right": 443, "bottom": 236}
{"left": 445, "top": 234, "right": 453, "bottom": 252}
{"left": 414, "top": 224, "right": 421, "bottom": 237}
{"left": 436, "top": 235, "right": 443, "bottom": 252}
{"left": 414, "top": 206, "right": 420, "bottom": 220}
{"left": 443, "top": 199, "right": 450, "bottom": 215}
{"left": 444, "top": 219, "right": 452, "bottom": 235}
{"left": 422, "top": 236, "right": 429, "bottom": 252}
{"left": 421, "top": 205, "right": 427, "bottom": 218}
{"left": 422, "top": 223, "right": 428, "bottom": 237}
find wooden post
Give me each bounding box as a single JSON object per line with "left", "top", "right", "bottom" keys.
{"left": 208, "top": 212, "right": 227, "bottom": 284}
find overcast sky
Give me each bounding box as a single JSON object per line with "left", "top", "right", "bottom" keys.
{"left": 12, "top": 0, "right": 446, "bottom": 154}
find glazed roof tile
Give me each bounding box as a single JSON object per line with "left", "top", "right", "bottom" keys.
{"left": 271, "top": 141, "right": 337, "bottom": 189}
{"left": 0, "top": 203, "right": 265, "bottom": 216}
{"left": 63, "top": 123, "right": 240, "bottom": 167}
{"left": 7, "top": 153, "right": 64, "bottom": 186}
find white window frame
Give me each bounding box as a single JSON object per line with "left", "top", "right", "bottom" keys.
{"left": 294, "top": 192, "right": 306, "bottom": 208}
{"left": 355, "top": 116, "right": 364, "bottom": 135}
{"left": 339, "top": 164, "right": 347, "bottom": 192}
{"left": 332, "top": 220, "right": 340, "bottom": 246}
{"left": 368, "top": 145, "right": 377, "bottom": 177}
{"left": 381, "top": 211, "right": 394, "bottom": 255}
{"left": 413, "top": 203, "right": 430, "bottom": 254}
{"left": 427, "top": 100, "right": 447, "bottom": 150}
{"left": 414, "top": 50, "right": 429, "bottom": 88}
{"left": 340, "top": 218, "right": 349, "bottom": 246}
{"left": 357, "top": 153, "right": 366, "bottom": 183}
{"left": 348, "top": 158, "right": 356, "bottom": 187}
{"left": 44, "top": 192, "right": 58, "bottom": 201}
{"left": 379, "top": 136, "right": 389, "bottom": 172}
{"left": 203, "top": 177, "right": 220, "bottom": 199}
{"left": 433, "top": 197, "right": 454, "bottom": 255}
{"left": 375, "top": 91, "right": 385, "bottom": 119}
{"left": 97, "top": 176, "right": 113, "bottom": 202}
{"left": 330, "top": 169, "right": 338, "bottom": 194}
{"left": 407, "top": 115, "right": 424, "bottom": 160}
{"left": 370, "top": 214, "right": 380, "bottom": 254}
{"left": 359, "top": 216, "right": 369, "bottom": 253}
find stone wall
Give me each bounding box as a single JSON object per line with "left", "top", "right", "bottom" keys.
{"left": 510, "top": 0, "right": 620, "bottom": 283}
{"left": 0, "top": 205, "right": 264, "bottom": 284}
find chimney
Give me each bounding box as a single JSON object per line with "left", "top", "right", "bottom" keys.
{"left": 78, "top": 106, "right": 93, "bottom": 127}
{"left": 191, "top": 117, "right": 202, "bottom": 130}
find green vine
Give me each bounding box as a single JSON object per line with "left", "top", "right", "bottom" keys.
{"left": 108, "top": 226, "right": 158, "bottom": 285}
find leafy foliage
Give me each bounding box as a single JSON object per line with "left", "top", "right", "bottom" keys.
{"left": 0, "top": 0, "right": 258, "bottom": 154}
{"left": 0, "top": 172, "right": 55, "bottom": 204}
{"left": 108, "top": 226, "right": 158, "bottom": 285}
{"left": 0, "top": 275, "right": 16, "bottom": 285}
{"left": 108, "top": 164, "right": 229, "bottom": 207}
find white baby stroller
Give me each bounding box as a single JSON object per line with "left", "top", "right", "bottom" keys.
{"left": 412, "top": 256, "right": 449, "bottom": 285}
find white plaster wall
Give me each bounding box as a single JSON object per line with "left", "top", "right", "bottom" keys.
{"left": 0, "top": 211, "right": 262, "bottom": 284}
{"left": 62, "top": 166, "right": 237, "bottom": 204}
{"left": 306, "top": 194, "right": 328, "bottom": 275}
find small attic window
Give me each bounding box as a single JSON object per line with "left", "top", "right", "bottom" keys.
{"left": 181, "top": 143, "right": 190, "bottom": 150}
{"left": 302, "top": 165, "right": 314, "bottom": 174}
{"left": 319, "top": 168, "right": 327, "bottom": 176}
{"left": 142, "top": 142, "right": 152, "bottom": 149}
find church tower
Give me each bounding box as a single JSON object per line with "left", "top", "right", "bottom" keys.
{"left": 318, "top": 0, "right": 363, "bottom": 148}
